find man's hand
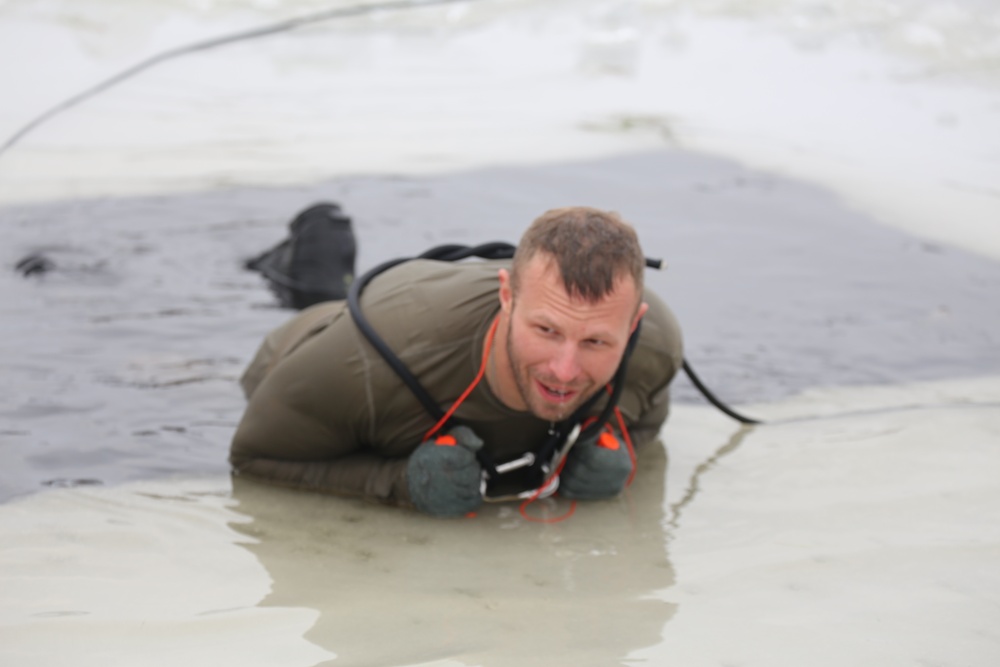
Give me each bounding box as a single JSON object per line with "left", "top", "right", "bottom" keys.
{"left": 558, "top": 428, "right": 633, "bottom": 500}
{"left": 407, "top": 425, "right": 484, "bottom": 517}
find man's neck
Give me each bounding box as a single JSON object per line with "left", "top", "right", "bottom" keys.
{"left": 484, "top": 311, "right": 524, "bottom": 412}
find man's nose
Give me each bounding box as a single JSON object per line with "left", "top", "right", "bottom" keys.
{"left": 548, "top": 343, "right": 581, "bottom": 383}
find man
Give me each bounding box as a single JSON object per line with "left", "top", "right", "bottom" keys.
{"left": 230, "top": 207, "right": 684, "bottom": 516}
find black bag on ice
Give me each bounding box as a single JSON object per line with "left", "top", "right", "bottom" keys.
{"left": 245, "top": 202, "right": 356, "bottom": 310}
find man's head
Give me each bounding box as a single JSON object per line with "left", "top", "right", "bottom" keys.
{"left": 510, "top": 207, "right": 645, "bottom": 307}
{"left": 491, "top": 207, "right": 649, "bottom": 422}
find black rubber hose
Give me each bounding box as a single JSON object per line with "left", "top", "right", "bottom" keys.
{"left": 347, "top": 255, "right": 447, "bottom": 421}
{"left": 682, "top": 359, "right": 761, "bottom": 424}
{"left": 346, "top": 242, "right": 517, "bottom": 423}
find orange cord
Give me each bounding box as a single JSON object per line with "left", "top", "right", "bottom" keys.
{"left": 422, "top": 315, "right": 499, "bottom": 442}
{"left": 614, "top": 406, "right": 638, "bottom": 487}
{"left": 519, "top": 453, "right": 577, "bottom": 523}
{"left": 519, "top": 408, "right": 635, "bottom": 523}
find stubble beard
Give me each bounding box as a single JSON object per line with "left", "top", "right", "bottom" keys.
{"left": 505, "top": 320, "right": 594, "bottom": 422}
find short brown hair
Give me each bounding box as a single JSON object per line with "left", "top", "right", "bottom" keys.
{"left": 511, "top": 207, "right": 645, "bottom": 303}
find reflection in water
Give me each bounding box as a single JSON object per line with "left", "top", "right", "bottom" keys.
{"left": 230, "top": 440, "right": 677, "bottom": 666}
{"left": 0, "top": 478, "right": 333, "bottom": 666}
{"left": 665, "top": 423, "right": 756, "bottom": 530}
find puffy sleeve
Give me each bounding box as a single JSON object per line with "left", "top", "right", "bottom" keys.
{"left": 229, "top": 302, "right": 413, "bottom": 507}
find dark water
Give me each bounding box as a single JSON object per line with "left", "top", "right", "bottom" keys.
{"left": 2, "top": 149, "right": 998, "bottom": 503}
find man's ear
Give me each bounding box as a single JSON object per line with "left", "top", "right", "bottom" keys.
{"left": 498, "top": 268, "right": 513, "bottom": 314}
{"left": 631, "top": 302, "right": 649, "bottom": 333}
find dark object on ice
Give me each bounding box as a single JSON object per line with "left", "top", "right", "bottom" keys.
{"left": 245, "top": 202, "right": 357, "bottom": 310}
{"left": 15, "top": 253, "right": 56, "bottom": 277}
{"left": 42, "top": 478, "right": 104, "bottom": 489}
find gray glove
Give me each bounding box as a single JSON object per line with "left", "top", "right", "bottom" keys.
{"left": 407, "top": 425, "right": 484, "bottom": 517}
{"left": 558, "top": 427, "right": 633, "bottom": 500}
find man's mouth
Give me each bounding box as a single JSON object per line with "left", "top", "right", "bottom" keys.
{"left": 537, "top": 381, "right": 576, "bottom": 402}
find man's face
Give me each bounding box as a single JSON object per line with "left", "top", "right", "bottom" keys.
{"left": 498, "top": 254, "right": 647, "bottom": 422}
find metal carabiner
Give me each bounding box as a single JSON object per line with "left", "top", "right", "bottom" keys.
{"left": 480, "top": 423, "right": 582, "bottom": 503}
